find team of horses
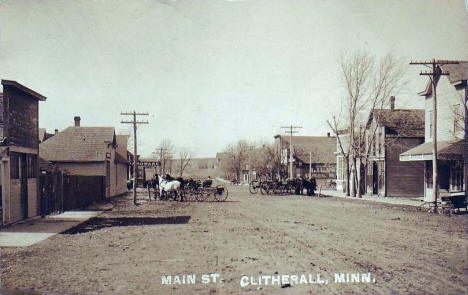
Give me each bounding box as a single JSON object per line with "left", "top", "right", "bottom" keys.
{"left": 141, "top": 174, "right": 318, "bottom": 201}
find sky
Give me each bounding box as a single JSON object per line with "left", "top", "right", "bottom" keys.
{"left": 1, "top": 0, "right": 467, "bottom": 157}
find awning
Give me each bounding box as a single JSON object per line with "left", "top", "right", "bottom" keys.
{"left": 400, "top": 139, "right": 466, "bottom": 161}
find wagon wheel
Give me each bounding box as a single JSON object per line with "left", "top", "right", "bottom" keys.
{"left": 249, "top": 182, "right": 259, "bottom": 194}
{"left": 214, "top": 185, "right": 228, "bottom": 202}
{"left": 273, "top": 184, "right": 282, "bottom": 195}
{"left": 195, "top": 189, "right": 208, "bottom": 202}
{"left": 260, "top": 183, "right": 269, "bottom": 195}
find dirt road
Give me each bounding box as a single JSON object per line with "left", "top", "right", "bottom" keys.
{"left": 2, "top": 186, "right": 467, "bottom": 295}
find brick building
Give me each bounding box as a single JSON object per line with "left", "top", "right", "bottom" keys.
{"left": 0, "top": 80, "right": 46, "bottom": 225}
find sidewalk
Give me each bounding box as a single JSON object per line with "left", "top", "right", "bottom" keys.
{"left": 319, "top": 189, "right": 426, "bottom": 207}
{"left": 0, "top": 211, "right": 102, "bottom": 247}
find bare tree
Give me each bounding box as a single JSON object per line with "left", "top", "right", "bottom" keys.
{"left": 176, "top": 148, "right": 193, "bottom": 177}
{"left": 248, "top": 142, "right": 280, "bottom": 179}
{"left": 222, "top": 140, "right": 250, "bottom": 182}
{"left": 328, "top": 51, "right": 406, "bottom": 197}
{"left": 155, "top": 139, "right": 174, "bottom": 175}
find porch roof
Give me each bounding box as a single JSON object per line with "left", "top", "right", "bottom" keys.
{"left": 399, "top": 139, "right": 465, "bottom": 161}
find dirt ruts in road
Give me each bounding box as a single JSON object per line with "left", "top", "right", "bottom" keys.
{"left": 1, "top": 187, "right": 466, "bottom": 295}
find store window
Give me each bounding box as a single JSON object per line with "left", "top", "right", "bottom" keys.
{"left": 10, "top": 153, "right": 20, "bottom": 179}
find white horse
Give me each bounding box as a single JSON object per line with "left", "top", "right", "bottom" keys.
{"left": 157, "top": 175, "right": 182, "bottom": 201}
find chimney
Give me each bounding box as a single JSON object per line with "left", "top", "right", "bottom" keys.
{"left": 390, "top": 96, "right": 395, "bottom": 111}
{"left": 74, "top": 116, "right": 81, "bottom": 127}
{"left": 54, "top": 129, "right": 58, "bottom": 134}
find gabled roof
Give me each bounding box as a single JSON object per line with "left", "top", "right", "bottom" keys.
{"left": 279, "top": 135, "right": 336, "bottom": 164}
{"left": 39, "top": 128, "right": 55, "bottom": 143}
{"left": 367, "top": 109, "right": 425, "bottom": 137}
{"left": 441, "top": 61, "right": 467, "bottom": 84}
{"left": 40, "top": 127, "right": 116, "bottom": 162}
{"left": 1, "top": 80, "right": 46, "bottom": 101}
{"left": 39, "top": 128, "right": 46, "bottom": 142}
{"left": 419, "top": 61, "right": 467, "bottom": 96}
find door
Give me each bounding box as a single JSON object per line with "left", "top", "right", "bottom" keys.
{"left": 372, "top": 162, "right": 378, "bottom": 195}
{"left": 20, "top": 154, "right": 28, "bottom": 219}
{"left": 439, "top": 163, "right": 450, "bottom": 191}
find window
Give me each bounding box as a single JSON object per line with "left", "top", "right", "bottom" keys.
{"left": 426, "top": 161, "right": 433, "bottom": 189}
{"left": 10, "top": 153, "right": 20, "bottom": 179}
{"left": 451, "top": 161, "right": 464, "bottom": 192}
{"left": 27, "top": 155, "right": 37, "bottom": 178}
{"left": 453, "top": 104, "right": 463, "bottom": 134}
{"left": 377, "top": 131, "right": 382, "bottom": 156}
{"left": 429, "top": 110, "right": 433, "bottom": 138}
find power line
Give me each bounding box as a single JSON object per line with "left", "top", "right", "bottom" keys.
{"left": 281, "top": 125, "right": 302, "bottom": 179}
{"left": 121, "top": 111, "right": 149, "bottom": 205}
{"left": 409, "top": 59, "right": 459, "bottom": 213}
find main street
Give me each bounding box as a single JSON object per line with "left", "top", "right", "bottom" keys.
{"left": 2, "top": 186, "right": 466, "bottom": 295}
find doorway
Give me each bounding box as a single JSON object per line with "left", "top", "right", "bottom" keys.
{"left": 20, "top": 153, "right": 28, "bottom": 219}
{"left": 372, "top": 162, "right": 378, "bottom": 195}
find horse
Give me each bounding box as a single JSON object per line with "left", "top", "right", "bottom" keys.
{"left": 301, "top": 177, "right": 317, "bottom": 196}
{"left": 157, "top": 174, "right": 183, "bottom": 201}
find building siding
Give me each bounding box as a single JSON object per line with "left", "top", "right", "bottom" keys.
{"left": 27, "top": 178, "right": 38, "bottom": 218}
{"left": 8, "top": 180, "right": 22, "bottom": 224}
{"left": 386, "top": 138, "right": 425, "bottom": 197}
{"left": 53, "top": 162, "right": 106, "bottom": 176}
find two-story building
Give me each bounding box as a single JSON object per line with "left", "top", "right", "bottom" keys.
{"left": 365, "top": 97, "right": 425, "bottom": 197}
{"left": 400, "top": 62, "right": 466, "bottom": 201}
{"left": 0, "top": 80, "right": 46, "bottom": 225}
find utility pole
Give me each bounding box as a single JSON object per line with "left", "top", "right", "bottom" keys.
{"left": 309, "top": 151, "right": 312, "bottom": 178}
{"left": 121, "top": 111, "right": 149, "bottom": 205}
{"left": 281, "top": 125, "right": 302, "bottom": 179}
{"left": 410, "top": 59, "right": 459, "bottom": 213}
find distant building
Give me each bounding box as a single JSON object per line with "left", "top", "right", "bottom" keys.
{"left": 400, "top": 62, "right": 467, "bottom": 201}
{"left": 39, "top": 116, "right": 128, "bottom": 198}
{"left": 0, "top": 80, "right": 46, "bottom": 225}
{"left": 274, "top": 135, "right": 336, "bottom": 181}
{"left": 38, "top": 128, "right": 56, "bottom": 143}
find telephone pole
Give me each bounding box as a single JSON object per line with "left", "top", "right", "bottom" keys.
{"left": 410, "top": 59, "right": 459, "bottom": 213}
{"left": 121, "top": 111, "right": 149, "bottom": 205}
{"left": 281, "top": 125, "right": 302, "bottom": 179}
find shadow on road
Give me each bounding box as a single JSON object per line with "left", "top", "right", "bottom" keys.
{"left": 61, "top": 216, "right": 191, "bottom": 234}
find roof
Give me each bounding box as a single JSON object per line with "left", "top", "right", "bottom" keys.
{"left": 1, "top": 80, "right": 46, "bottom": 101}
{"left": 115, "top": 135, "right": 129, "bottom": 163}
{"left": 39, "top": 128, "right": 46, "bottom": 142}
{"left": 39, "top": 128, "right": 55, "bottom": 142}
{"left": 279, "top": 135, "right": 336, "bottom": 164}
{"left": 367, "top": 109, "right": 425, "bottom": 137}
{"left": 441, "top": 61, "right": 468, "bottom": 84}
{"left": 400, "top": 139, "right": 465, "bottom": 161}
{"left": 39, "top": 127, "right": 116, "bottom": 162}
{"left": 419, "top": 61, "right": 467, "bottom": 96}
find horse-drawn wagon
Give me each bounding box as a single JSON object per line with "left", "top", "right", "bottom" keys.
{"left": 249, "top": 178, "right": 317, "bottom": 196}
{"left": 184, "top": 178, "right": 229, "bottom": 202}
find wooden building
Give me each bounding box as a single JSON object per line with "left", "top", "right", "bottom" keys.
{"left": 0, "top": 80, "right": 46, "bottom": 225}
{"left": 365, "top": 98, "right": 425, "bottom": 197}
{"left": 39, "top": 116, "right": 128, "bottom": 199}
{"left": 400, "top": 62, "right": 467, "bottom": 201}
